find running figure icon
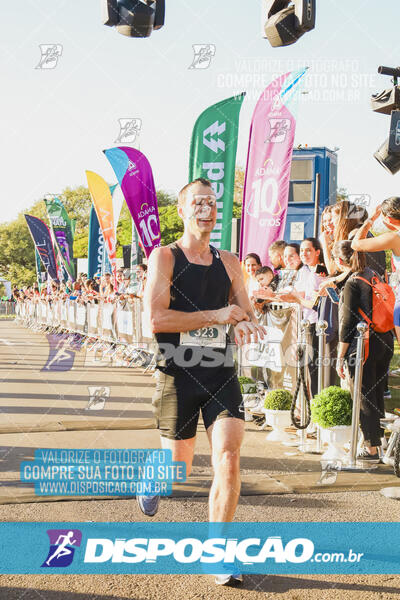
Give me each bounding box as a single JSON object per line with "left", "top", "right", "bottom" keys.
{"left": 45, "top": 531, "right": 77, "bottom": 566}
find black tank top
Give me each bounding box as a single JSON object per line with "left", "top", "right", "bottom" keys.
{"left": 155, "top": 242, "right": 232, "bottom": 374}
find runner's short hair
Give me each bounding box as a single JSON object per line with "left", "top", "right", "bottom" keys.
{"left": 178, "top": 178, "right": 213, "bottom": 206}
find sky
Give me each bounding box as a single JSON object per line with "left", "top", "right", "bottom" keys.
{"left": 1, "top": 0, "right": 400, "bottom": 224}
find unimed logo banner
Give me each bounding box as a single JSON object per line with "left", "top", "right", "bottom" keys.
{"left": 0, "top": 522, "right": 399, "bottom": 574}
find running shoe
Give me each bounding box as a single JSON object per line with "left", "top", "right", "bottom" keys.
{"left": 136, "top": 494, "right": 160, "bottom": 517}
{"left": 357, "top": 449, "right": 380, "bottom": 463}
{"left": 215, "top": 572, "right": 243, "bottom": 586}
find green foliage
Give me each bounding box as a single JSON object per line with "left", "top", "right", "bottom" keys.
{"left": 0, "top": 214, "right": 37, "bottom": 287}
{"left": 0, "top": 167, "right": 246, "bottom": 284}
{"left": 115, "top": 203, "right": 132, "bottom": 258}
{"left": 336, "top": 187, "right": 348, "bottom": 203}
{"left": 311, "top": 386, "right": 352, "bottom": 428}
{"left": 237, "top": 376, "right": 257, "bottom": 394}
{"left": 159, "top": 205, "right": 184, "bottom": 245}
{"left": 234, "top": 166, "right": 245, "bottom": 208}
{"left": 157, "top": 190, "right": 177, "bottom": 207}
{"left": 264, "top": 389, "right": 292, "bottom": 410}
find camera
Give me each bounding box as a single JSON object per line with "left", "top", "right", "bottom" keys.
{"left": 102, "top": 0, "right": 165, "bottom": 38}
{"left": 372, "top": 66, "right": 400, "bottom": 175}
{"left": 262, "top": 0, "right": 316, "bottom": 47}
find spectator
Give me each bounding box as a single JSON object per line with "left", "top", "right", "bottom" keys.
{"left": 135, "top": 264, "right": 147, "bottom": 298}
{"left": 243, "top": 253, "right": 262, "bottom": 298}
{"left": 252, "top": 266, "right": 275, "bottom": 313}
{"left": 268, "top": 240, "right": 286, "bottom": 273}
{"left": 100, "top": 273, "right": 114, "bottom": 300}
{"left": 116, "top": 269, "right": 126, "bottom": 293}
{"left": 277, "top": 238, "right": 327, "bottom": 396}
{"left": 351, "top": 198, "right": 400, "bottom": 342}
{"left": 321, "top": 201, "right": 360, "bottom": 274}
{"left": 333, "top": 240, "right": 394, "bottom": 461}
{"left": 320, "top": 205, "right": 334, "bottom": 238}
{"left": 276, "top": 243, "right": 302, "bottom": 291}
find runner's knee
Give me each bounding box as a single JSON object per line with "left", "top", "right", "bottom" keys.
{"left": 212, "top": 448, "right": 240, "bottom": 477}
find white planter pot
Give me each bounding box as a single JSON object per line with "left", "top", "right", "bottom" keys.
{"left": 242, "top": 394, "right": 258, "bottom": 421}
{"left": 263, "top": 409, "right": 293, "bottom": 443}
{"left": 320, "top": 425, "right": 352, "bottom": 460}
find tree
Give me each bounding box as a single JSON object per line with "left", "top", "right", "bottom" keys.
{"left": 234, "top": 166, "right": 245, "bottom": 208}
{"left": 337, "top": 187, "right": 348, "bottom": 203}
{"left": 159, "top": 205, "right": 184, "bottom": 245}
{"left": 0, "top": 214, "right": 37, "bottom": 287}
{"left": 0, "top": 173, "right": 246, "bottom": 285}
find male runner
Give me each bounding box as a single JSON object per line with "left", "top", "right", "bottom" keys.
{"left": 138, "top": 178, "right": 265, "bottom": 585}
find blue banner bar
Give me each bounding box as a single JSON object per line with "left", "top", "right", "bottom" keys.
{"left": 0, "top": 522, "right": 399, "bottom": 574}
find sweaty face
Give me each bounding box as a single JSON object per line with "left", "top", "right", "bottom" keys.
{"left": 284, "top": 247, "right": 301, "bottom": 270}
{"left": 181, "top": 184, "right": 217, "bottom": 234}
{"left": 244, "top": 258, "right": 260, "bottom": 277}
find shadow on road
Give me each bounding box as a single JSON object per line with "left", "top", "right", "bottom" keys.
{"left": 0, "top": 589, "right": 145, "bottom": 600}
{"left": 243, "top": 574, "right": 400, "bottom": 594}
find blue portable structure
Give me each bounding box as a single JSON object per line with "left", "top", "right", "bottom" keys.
{"left": 283, "top": 146, "right": 338, "bottom": 242}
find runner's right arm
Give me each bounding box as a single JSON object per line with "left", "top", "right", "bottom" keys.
{"left": 145, "top": 247, "right": 249, "bottom": 333}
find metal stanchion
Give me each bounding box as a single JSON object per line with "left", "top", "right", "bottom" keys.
{"left": 315, "top": 320, "right": 328, "bottom": 454}
{"left": 297, "top": 319, "right": 312, "bottom": 452}
{"left": 341, "top": 322, "right": 377, "bottom": 471}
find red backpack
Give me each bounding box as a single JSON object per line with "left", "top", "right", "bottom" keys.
{"left": 353, "top": 273, "right": 395, "bottom": 333}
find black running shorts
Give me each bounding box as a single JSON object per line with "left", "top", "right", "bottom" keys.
{"left": 152, "top": 367, "right": 244, "bottom": 440}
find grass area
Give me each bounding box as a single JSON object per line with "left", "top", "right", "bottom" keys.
{"left": 388, "top": 340, "right": 400, "bottom": 412}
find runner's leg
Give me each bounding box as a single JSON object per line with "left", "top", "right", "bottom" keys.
{"left": 207, "top": 417, "right": 244, "bottom": 522}
{"left": 161, "top": 436, "right": 196, "bottom": 478}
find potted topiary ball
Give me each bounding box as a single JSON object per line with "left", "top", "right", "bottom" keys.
{"left": 311, "top": 386, "right": 352, "bottom": 460}
{"left": 238, "top": 376, "right": 258, "bottom": 421}
{"left": 263, "top": 389, "right": 293, "bottom": 443}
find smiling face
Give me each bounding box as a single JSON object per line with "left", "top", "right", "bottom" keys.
{"left": 268, "top": 249, "right": 284, "bottom": 269}
{"left": 322, "top": 211, "right": 334, "bottom": 234}
{"left": 300, "top": 240, "right": 320, "bottom": 267}
{"left": 179, "top": 182, "right": 217, "bottom": 236}
{"left": 331, "top": 206, "right": 341, "bottom": 228}
{"left": 244, "top": 257, "right": 260, "bottom": 277}
{"left": 284, "top": 246, "right": 302, "bottom": 270}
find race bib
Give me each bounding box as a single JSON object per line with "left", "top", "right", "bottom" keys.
{"left": 180, "top": 325, "right": 226, "bottom": 348}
